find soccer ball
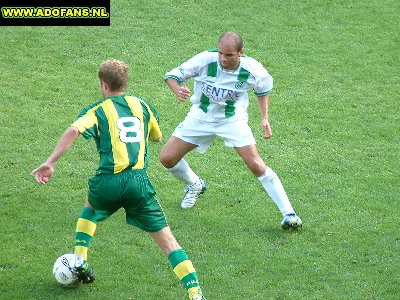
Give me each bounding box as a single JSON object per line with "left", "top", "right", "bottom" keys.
{"left": 53, "top": 253, "right": 79, "bottom": 286}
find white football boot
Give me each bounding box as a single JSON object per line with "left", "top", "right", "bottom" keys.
{"left": 181, "top": 179, "right": 206, "bottom": 209}
{"left": 281, "top": 213, "right": 303, "bottom": 230}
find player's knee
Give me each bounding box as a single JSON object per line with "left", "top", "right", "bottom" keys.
{"left": 247, "top": 159, "right": 266, "bottom": 177}
{"left": 159, "top": 151, "right": 176, "bottom": 168}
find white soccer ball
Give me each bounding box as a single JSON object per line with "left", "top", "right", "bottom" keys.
{"left": 53, "top": 253, "right": 79, "bottom": 286}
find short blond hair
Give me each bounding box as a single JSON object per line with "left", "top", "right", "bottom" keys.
{"left": 98, "top": 59, "right": 129, "bottom": 92}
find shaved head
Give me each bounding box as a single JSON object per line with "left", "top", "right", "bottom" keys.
{"left": 218, "top": 32, "right": 244, "bottom": 52}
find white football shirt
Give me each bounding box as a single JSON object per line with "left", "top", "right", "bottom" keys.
{"left": 164, "top": 49, "right": 273, "bottom": 122}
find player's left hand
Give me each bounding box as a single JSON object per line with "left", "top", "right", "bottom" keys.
{"left": 31, "top": 162, "right": 55, "bottom": 184}
{"left": 262, "top": 120, "right": 272, "bottom": 140}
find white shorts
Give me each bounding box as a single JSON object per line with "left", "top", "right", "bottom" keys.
{"left": 172, "top": 117, "right": 256, "bottom": 153}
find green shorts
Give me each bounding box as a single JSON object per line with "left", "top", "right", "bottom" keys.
{"left": 87, "top": 169, "right": 168, "bottom": 232}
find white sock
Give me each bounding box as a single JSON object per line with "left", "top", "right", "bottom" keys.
{"left": 166, "top": 159, "right": 200, "bottom": 185}
{"left": 258, "top": 168, "right": 295, "bottom": 216}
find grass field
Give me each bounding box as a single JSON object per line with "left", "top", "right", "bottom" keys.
{"left": 0, "top": 0, "right": 399, "bottom": 299}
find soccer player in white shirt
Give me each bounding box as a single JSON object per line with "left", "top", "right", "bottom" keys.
{"left": 160, "top": 32, "right": 302, "bottom": 229}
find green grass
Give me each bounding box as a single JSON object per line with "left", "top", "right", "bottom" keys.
{"left": 0, "top": 0, "right": 399, "bottom": 299}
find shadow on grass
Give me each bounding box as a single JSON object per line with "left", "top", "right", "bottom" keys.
{"left": 23, "top": 280, "right": 93, "bottom": 300}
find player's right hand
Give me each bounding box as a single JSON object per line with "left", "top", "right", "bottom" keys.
{"left": 176, "top": 86, "right": 191, "bottom": 102}
{"left": 30, "top": 163, "right": 55, "bottom": 184}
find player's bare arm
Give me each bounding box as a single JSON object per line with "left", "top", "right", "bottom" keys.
{"left": 165, "top": 78, "right": 191, "bottom": 102}
{"left": 257, "top": 94, "right": 272, "bottom": 140}
{"left": 31, "top": 126, "right": 80, "bottom": 184}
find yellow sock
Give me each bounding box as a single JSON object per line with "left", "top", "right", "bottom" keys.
{"left": 74, "top": 207, "right": 97, "bottom": 260}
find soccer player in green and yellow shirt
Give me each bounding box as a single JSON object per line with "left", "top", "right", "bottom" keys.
{"left": 31, "top": 59, "right": 205, "bottom": 300}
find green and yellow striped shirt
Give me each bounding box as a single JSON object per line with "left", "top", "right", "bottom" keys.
{"left": 72, "top": 94, "right": 162, "bottom": 175}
